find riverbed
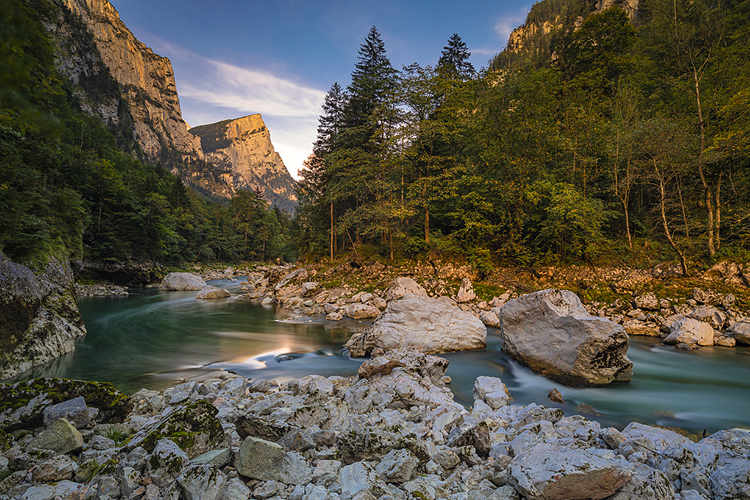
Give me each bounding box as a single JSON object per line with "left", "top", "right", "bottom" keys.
{"left": 17, "top": 278, "right": 750, "bottom": 435}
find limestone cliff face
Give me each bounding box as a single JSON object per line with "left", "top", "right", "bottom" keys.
{"left": 190, "top": 115, "right": 298, "bottom": 213}
{"left": 502, "top": 0, "right": 639, "bottom": 62}
{"left": 53, "top": 0, "right": 203, "bottom": 163}
{"left": 0, "top": 255, "right": 86, "bottom": 380}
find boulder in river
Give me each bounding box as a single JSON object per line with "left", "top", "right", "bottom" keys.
{"left": 195, "top": 285, "right": 231, "bottom": 300}
{"left": 664, "top": 317, "right": 715, "bottom": 347}
{"left": 345, "top": 296, "right": 487, "bottom": 357}
{"left": 159, "top": 272, "right": 206, "bottom": 291}
{"left": 498, "top": 289, "right": 633, "bottom": 387}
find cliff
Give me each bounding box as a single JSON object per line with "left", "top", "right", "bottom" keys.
{"left": 496, "top": 0, "right": 639, "bottom": 68}
{"left": 53, "top": 0, "right": 203, "bottom": 164}
{"left": 44, "top": 0, "right": 297, "bottom": 210}
{"left": 190, "top": 115, "right": 298, "bottom": 213}
{"left": 0, "top": 255, "right": 86, "bottom": 380}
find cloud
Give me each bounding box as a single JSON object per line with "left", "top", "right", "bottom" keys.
{"left": 149, "top": 43, "right": 326, "bottom": 180}
{"left": 179, "top": 59, "right": 326, "bottom": 119}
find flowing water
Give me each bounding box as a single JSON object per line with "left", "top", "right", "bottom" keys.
{"left": 15, "top": 278, "right": 750, "bottom": 435}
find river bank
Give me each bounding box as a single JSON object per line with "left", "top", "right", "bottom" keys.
{"left": 1, "top": 348, "right": 748, "bottom": 500}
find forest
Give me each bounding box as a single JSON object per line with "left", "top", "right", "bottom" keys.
{"left": 296, "top": 0, "right": 750, "bottom": 274}
{"left": 2, "top": 0, "right": 749, "bottom": 274}
{"left": 0, "top": 0, "right": 294, "bottom": 267}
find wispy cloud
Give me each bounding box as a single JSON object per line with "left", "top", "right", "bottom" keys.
{"left": 179, "top": 60, "right": 326, "bottom": 119}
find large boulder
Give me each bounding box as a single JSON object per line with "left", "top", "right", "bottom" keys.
{"left": 507, "top": 443, "right": 632, "bottom": 500}
{"left": 730, "top": 319, "right": 750, "bottom": 345}
{"left": 0, "top": 255, "right": 87, "bottom": 380}
{"left": 664, "top": 317, "right": 714, "bottom": 347}
{"left": 159, "top": 273, "right": 206, "bottom": 291}
{"left": 344, "top": 296, "right": 486, "bottom": 357}
{"left": 383, "top": 277, "right": 428, "bottom": 302}
{"left": 498, "top": 289, "right": 633, "bottom": 387}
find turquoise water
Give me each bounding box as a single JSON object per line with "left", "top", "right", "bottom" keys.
{"left": 16, "top": 278, "right": 750, "bottom": 434}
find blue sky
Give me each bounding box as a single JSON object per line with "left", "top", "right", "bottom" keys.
{"left": 110, "top": 0, "right": 535, "bottom": 178}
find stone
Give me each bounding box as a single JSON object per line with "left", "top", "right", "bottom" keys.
{"left": 357, "top": 356, "right": 406, "bottom": 378}
{"left": 126, "top": 400, "right": 227, "bottom": 458}
{"left": 507, "top": 443, "right": 631, "bottom": 500}
{"left": 375, "top": 449, "right": 419, "bottom": 483}
{"left": 714, "top": 335, "right": 736, "bottom": 347}
{"left": 42, "top": 396, "right": 94, "bottom": 428}
{"left": 433, "top": 449, "right": 460, "bottom": 469}
{"left": 345, "top": 296, "right": 487, "bottom": 357}
{"left": 688, "top": 305, "right": 726, "bottom": 330}
{"left": 456, "top": 278, "right": 477, "bottom": 303}
{"left": 148, "top": 438, "right": 189, "bottom": 487}
{"left": 480, "top": 310, "right": 501, "bottom": 328}
{"left": 709, "top": 458, "right": 750, "bottom": 499}
{"left": 164, "top": 381, "right": 197, "bottom": 404}
{"left": 604, "top": 464, "right": 675, "bottom": 500}
{"left": 301, "top": 282, "right": 319, "bottom": 296}
{"left": 119, "top": 466, "right": 141, "bottom": 497}
{"left": 279, "top": 451, "right": 312, "bottom": 485}
{"left": 498, "top": 289, "right": 633, "bottom": 387}
{"left": 159, "top": 272, "right": 206, "bottom": 291}
{"left": 18, "top": 480, "right": 85, "bottom": 500}
{"left": 31, "top": 454, "right": 79, "bottom": 482}
{"left": 473, "top": 376, "right": 510, "bottom": 410}
{"left": 345, "top": 303, "right": 382, "bottom": 320}
{"left": 547, "top": 388, "right": 564, "bottom": 404}
{"left": 372, "top": 297, "right": 387, "bottom": 310}
{"left": 327, "top": 311, "right": 344, "bottom": 321}
{"left": 235, "top": 436, "right": 285, "bottom": 481}
{"left": 195, "top": 285, "right": 231, "bottom": 299}
{"left": 383, "top": 277, "right": 428, "bottom": 302}
{"left": 633, "top": 293, "right": 659, "bottom": 311}
{"left": 278, "top": 428, "right": 316, "bottom": 452}
{"left": 191, "top": 448, "right": 231, "bottom": 467}
{"left": 622, "top": 319, "right": 661, "bottom": 337}
{"left": 28, "top": 418, "right": 84, "bottom": 454}
{"left": 731, "top": 319, "right": 750, "bottom": 345}
{"left": 664, "top": 317, "right": 714, "bottom": 347}
{"left": 175, "top": 465, "right": 227, "bottom": 500}
{"left": 275, "top": 268, "right": 308, "bottom": 290}
{"left": 221, "top": 477, "right": 253, "bottom": 500}
{"left": 339, "top": 461, "right": 389, "bottom": 499}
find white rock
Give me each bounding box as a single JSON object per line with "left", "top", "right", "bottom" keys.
{"left": 345, "top": 296, "right": 487, "bottom": 357}
{"left": 456, "top": 278, "right": 477, "bottom": 303}
{"left": 499, "top": 289, "right": 632, "bottom": 387}
{"left": 159, "top": 272, "right": 206, "bottom": 291}
{"left": 473, "top": 376, "right": 510, "bottom": 410}
{"left": 383, "top": 277, "right": 428, "bottom": 302}
{"left": 664, "top": 317, "right": 714, "bottom": 347}
{"left": 507, "top": 443, "right": 632, "bottom": 500}
{"left": 345, "top": 303, "right": 382, "bottom": 320}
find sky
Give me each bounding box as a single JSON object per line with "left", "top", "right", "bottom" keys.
{"left": 110, "top": 0, "right": 535, "bottom": 178}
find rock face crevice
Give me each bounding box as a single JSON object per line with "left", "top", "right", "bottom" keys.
{"left": 0, "top": 255, "right": 87, "bottom": 380}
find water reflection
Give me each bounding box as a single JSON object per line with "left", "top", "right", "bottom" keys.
{"left": 11, "top": 278, "right": 750, "bottom": 434}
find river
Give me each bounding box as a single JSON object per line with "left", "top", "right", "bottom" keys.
{"left": 16, "top": 278, "right": 750, "bottom": 435}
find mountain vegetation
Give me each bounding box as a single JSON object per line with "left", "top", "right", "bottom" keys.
{"left": 0, "top": 0, "right": 294, "bottom": 267}
{"left": 296, "top": 0, "right": 750, "bottom": 274}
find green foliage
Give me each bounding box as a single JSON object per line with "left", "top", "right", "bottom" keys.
{"left": 0, "top": 0, "right": 294, "bottom": 266}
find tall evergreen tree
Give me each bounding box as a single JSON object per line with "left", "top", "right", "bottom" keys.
{"left": 437, "top": 34, "right": 475, "bottom": 79}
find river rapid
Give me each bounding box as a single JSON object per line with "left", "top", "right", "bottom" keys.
{"left": 16, "top": 278, "right": 750, "bottom": 435}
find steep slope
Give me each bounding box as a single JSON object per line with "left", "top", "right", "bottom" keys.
{"left": 189, "top": 115, "right": 298, "bottom": 213}
{"left": 53, "top": 0, "right": 203, "bottom": 163}
{"left": 494, "top": 0, "right": 639, "bottom": 68}
{"left": 45, "top": 0, "right": 297, "bottom": 209}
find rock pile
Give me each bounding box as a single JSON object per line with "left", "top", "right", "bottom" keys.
{"left": 1, "top": 351, "right": 747, "bottom": 500}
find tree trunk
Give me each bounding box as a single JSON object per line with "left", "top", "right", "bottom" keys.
{"left": 694, "top": 66, "right": 716, "bottom": 257}
{"left": 425, "top": 207, "right": 430, "bottom": 245}
{"left": 714, "top": 174, "right": 722, "bottom": 250}
{"left": 658, "top": 175, "right": 688, "bottom": 276}
{"left": 330, "top": 201, "right": 334, "bottom": 263}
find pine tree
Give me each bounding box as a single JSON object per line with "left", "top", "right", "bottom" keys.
{"left": 437, "top": 34, "right": 475, "bottom": 79}
{"left": 314, "top": 82, "right": 347, "bottom": 156}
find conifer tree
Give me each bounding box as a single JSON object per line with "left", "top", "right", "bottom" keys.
{"left": 437, "top": 33, "right": 475, "bottom": 79}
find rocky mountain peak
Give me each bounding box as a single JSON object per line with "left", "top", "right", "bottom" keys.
{"left": 189, "top": 114, "right": 298, "bottom": 213}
